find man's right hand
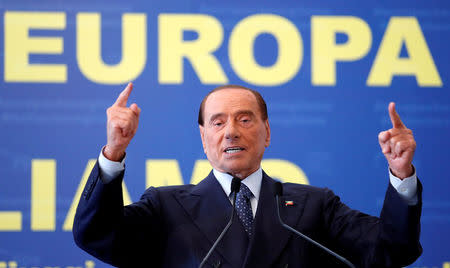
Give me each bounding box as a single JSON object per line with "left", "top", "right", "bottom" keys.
{"left": 104, "top": 82, "right": 141, "bottom": 161}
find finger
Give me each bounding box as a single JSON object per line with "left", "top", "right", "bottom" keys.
{"left": 394, "top": 141, "right": 415, "bottom": 159}
{"left": 394, "top": 141, "right": 407, "bottom": 157}
{"left": 388, "top": 102, "right": 405, "bottom": 129}
{"left": 114, "top": 82, "right": 133, "bottom": 107}
{"left": 390, "top": 135, "right": 414, "bottom": 155}
{"left": 108, "top": 113, "right": 136, "bottom": 125}
{"left": 378, "top": 132, "right": 391, "bottom": 154}
{"left": 109, "top": 118, "right": 134, "bottom": 137}
{"left": 108, "top": 106, "right": 139, "bottom": 120}
{"left": 378, "top": 130, "right": 390, "bottom": 143}
{"left": 110, "top": 118, "right": 130, "bottom": 131}
{"left": 380, "top": 142, "right": 391, "bottom": 155}
{"left": 129, "top": 103, "right": 141, "bottom": 116}
{"left": 387, "top": 128, "right": 412, "bottom": 138}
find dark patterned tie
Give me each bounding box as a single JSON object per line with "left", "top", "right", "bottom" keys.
{"left": 235, "top": 183, "right": 254, "bottom": 237}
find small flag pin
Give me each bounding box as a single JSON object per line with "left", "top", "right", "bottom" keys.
{"left": 285, "top": 200, "right": 294, "bottom": 206}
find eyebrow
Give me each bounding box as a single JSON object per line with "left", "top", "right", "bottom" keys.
{"left": 208, "top": 110, "right": 256, "bottom": 122}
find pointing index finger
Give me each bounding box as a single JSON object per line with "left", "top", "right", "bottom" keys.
{"left": 389, "top": 102, "right": 405, "bottom": 129}
{"left": 114, "top": 82, "right": 133, "bottom": 107}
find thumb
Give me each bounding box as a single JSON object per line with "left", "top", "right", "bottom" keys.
{"left": 130, "top": 103, "right": 141, "bottom": 116}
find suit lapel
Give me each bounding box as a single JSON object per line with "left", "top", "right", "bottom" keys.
{"left": 244, "top": 172, "right": 308, "bottom": 267}
{"left": 175, "top": 171, "right": 249, "bottom": 268}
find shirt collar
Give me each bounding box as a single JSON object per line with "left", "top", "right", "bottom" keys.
{"left": 213, "top": 167, "right": 262, "bottom": 200}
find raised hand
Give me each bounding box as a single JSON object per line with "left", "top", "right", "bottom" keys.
{"left": 378, "top": 102, "right": 416, "bottom": 179}
{"left": 104, "top": 82, "right": 141, "bottom": 161}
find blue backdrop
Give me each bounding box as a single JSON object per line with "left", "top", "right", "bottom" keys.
{"left": 1, "top": 0, "right": 449, "bottom": 267}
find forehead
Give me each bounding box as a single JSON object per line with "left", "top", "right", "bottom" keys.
{"left": 203, "top": 88, "right": 260, "bottom": 117}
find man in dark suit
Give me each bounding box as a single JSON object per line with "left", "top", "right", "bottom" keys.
{"left": 73, "top": 83, "right": 422, "bottom": 267}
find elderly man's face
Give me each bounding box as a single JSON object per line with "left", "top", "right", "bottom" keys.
{"left": 199, "top": 88, "right": 271, "bottom": 179}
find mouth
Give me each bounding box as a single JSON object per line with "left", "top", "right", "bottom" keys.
{"left": 224, "top": 147, "right": 245, "bottom": 154}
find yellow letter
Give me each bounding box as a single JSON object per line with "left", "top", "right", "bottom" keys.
{"left": 85, "top": 260, "right": 95, "bottom": 268}
{"left": 0, "top": 211, "right": 21, "bottom": 231}
{"left": 77, "top": 13, "right": 146, "bottom": 84}
{"left": 190, "top": 160, "right": 212, "bottom": 185}
{"left": 262, "top": 159, "right": 309, "bottom": 184}
{"left": 229, "top": 14, "right": 302, "bottom": 86}
{"left": 312, "top": 16, "right": 372, "bottom": 86}
{"left": 31, "top": 159, "right": 56, "bottom": 231}
{"left": 4, "top": 11, "right": 66, "bottom": 83}
{"left": 189, "top": 159, "right": 309, "bottom": 185}
{"left": 367, "top": 17, "right": 442, "bottom": 87}
{"left": 63, "top": 160, "right": 132, "bottom": 231}
{"left": 146, "top": 160, "right": 184, "bottom": 187}
{"left": 158, "top": 14, "right": 228, "bottom": 84}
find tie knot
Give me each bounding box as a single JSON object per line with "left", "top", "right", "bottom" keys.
{"left": 238, "top": 183, "right": 253, "bottom": 200}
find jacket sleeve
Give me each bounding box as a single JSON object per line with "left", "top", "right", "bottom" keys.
{"left": 322, "top": 180, "right": 422, "bottom": 267}
{"left": 72, "top": 161, "right": 165, "bottom": 267}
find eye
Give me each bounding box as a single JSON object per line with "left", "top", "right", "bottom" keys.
{"left": 212, "top": 120, "right": 223, "bottom": 127}
{"left": 239, "top": 116, "right": 252, "bottom": 124}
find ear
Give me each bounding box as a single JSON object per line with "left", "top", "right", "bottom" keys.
{"left": 199, "top": 125, "right": 207, "bottom": 153}
{"left": 264, "top": 120, "right": 271, "bottom": 147}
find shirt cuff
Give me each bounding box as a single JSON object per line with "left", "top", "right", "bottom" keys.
{"left": 98, "top": 146, "right": 126, "bottom": 183}
{"left": 389, "top": 166, "right": 418, "bottom": 205}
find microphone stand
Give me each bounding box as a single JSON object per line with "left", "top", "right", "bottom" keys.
{"left": 199, "top": 178, "right": 241, "bottom": 268}
{"left": 275, "top": 184, "right": 356, "bottom": 268}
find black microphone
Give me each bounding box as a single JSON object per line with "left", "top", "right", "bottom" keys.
{"left": 273, "top": 182, "right": 356, "bottom": 268}
{"left": 199, "top": 177, "right": 241, "bottom": 268}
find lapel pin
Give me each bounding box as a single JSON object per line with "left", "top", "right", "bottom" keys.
{"left": 285, "top": 200, "right": 294, "bottom": 206}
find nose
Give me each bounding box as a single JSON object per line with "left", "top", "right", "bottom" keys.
{"left": 224, "top": 120, "right": 240, "bottom": 140}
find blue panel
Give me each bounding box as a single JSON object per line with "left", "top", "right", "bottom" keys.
{"left": 0, "top": 0, "right": 449, "bottom": 267}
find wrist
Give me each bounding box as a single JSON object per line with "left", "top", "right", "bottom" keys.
{"left": 390, "top": 165, "right": 414, "bottom": 180}
{"left": 103, "top": 145, "right": 125, "bottom": 162}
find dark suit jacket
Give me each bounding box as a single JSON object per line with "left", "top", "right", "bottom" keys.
{"left": 73, "top": 162, "right": 422, "bottom": 268}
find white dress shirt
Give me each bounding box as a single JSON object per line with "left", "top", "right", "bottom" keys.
{"left": 97, "top": 148, "right": 419, "bottom": 211}
{"left": 213, "top": 168, "right": 262, "bottom": 217}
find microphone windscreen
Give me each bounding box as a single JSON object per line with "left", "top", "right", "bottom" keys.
{"left": 231, "top": 177, "right": 242, "bottom": 193}
{"left": 274, "top": 181, "right": 283, "bottom": 196}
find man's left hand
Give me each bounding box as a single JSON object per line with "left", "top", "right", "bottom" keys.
{"left": 378, "top": 102, "right": 416, "bottom": 179}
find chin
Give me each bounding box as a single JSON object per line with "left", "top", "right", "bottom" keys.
{"left": 224, "top": 164, "right": 251, "bottom": 176}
